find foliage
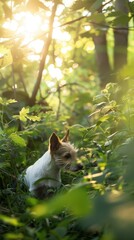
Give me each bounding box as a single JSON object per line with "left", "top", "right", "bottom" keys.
{"left": 0, "top": 0, "right": 134, "bottom": 239}
{"left": 0, "top": 79, "right": 134, "bottom": 240}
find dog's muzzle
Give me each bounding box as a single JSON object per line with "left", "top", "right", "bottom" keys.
{"left": 70, "top": 163, "right": 83, "bottom": 172}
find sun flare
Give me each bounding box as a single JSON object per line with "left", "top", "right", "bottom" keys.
{"left": 17, "top": 13, "right": 42, "bottom": 35}
{"left": 3, "top": 11, "right": 48, "bottom": 50}
{"left": 2, "top": 3, "right": 72, "bottom": 64}
{"left": 15, "top": 12, "right": 45, "bottom": 46}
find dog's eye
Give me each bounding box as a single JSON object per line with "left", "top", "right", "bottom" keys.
{"left": 64, "top": 153, "right": 71, "bottom": 159}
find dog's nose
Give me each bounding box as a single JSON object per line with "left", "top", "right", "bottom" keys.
{"left": 70, "top": 163, "right": 83, "bottom": 172}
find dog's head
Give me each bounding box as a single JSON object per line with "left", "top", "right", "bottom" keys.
{"left": 49, "top": 130, "right": 77, "bottom": 170}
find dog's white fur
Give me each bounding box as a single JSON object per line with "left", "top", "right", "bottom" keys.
{"left": 24, "top": 131, "right": 77, "bottom": 195}
{"left": 24, "top": 149, "right": 61, "bottom": 192}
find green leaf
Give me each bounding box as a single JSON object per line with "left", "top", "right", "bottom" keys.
{"left": 0, "top": 214, "right": 22, "bottom": 226}
{"left": 0, "top": 97, "right": 17, "bottom": 105}
{"left": 65, "top": 187, "right": 91, "bottom": 217}
{"left": 32, "top": 186, "right": 91, "bottom": 218}
{"left": 89, "top": 12, "right": 105, "bottom": 23}
{"left": 72, "top": 0, "right": 95, "bottom": 11}
{"left": 72, "top": 0, "right": 103, "bottom": 12}
{"left": 9, "top": 133, "right": 26, "bottom": 147}
{"left": 90, "top": 0, "right": 103, "bottom": 13}
{"left": 0, "top": 45, "right": 13, "bottom": 69}
{"left": 99, "top": 115, "right": 110, "bottom": 123}
{"left": 19, "top": 107, "right": 41, "bottom": 122}
{"left": 4, "top": 233, "right": 24, "bottom": 240}
{"left": 27, "top": 115, "right": 40, "bottom": 122}
{"left": 113, "top": 14, "right": 130, "bottom": 27}
{"left": 19, "top": 107, "right": 29, "bottom": 122}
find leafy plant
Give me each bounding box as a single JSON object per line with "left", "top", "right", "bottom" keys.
{"left": 0, "top": 79, "right": 134, "bottom": 239}
{"left": 0, "top": 0, "right": 134, "bottom": 239}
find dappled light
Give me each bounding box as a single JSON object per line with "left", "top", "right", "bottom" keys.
{"left": 0, "top": 0, "right": 134, "bottom": 240}
{"left": 48, "top": 64, "right": 63, "bottom": 80}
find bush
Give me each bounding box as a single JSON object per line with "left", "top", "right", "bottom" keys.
{"left": 0, "top": 82, "right": 134, "bottom": 240}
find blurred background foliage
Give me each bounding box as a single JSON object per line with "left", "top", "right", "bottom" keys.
{"left": 0, "top": 0, "right": 134, "bottom": 239}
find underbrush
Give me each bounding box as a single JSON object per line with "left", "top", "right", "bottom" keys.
{"left": 0, "top": 83, "right": 134, "bottom": 240}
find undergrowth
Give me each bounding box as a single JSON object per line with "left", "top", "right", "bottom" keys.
{"left": 0, "top": 82, "right": 134, "bottom": 240}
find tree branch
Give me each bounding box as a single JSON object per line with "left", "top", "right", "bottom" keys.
{"left": 30, "top": 2, "right": 58, "bottom": 105}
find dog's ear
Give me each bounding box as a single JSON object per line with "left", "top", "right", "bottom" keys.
{"left": 49, "top": 133, "right": 61, "bottom": 152}
{"left": 62, "top": 129, "right": 69, "bottom": 142}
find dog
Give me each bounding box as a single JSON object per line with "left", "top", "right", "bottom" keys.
{"left": 24, "top": 130, "right": 78, "bottom": 198}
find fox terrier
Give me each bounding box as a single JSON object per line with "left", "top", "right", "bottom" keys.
{"left": 24, "top": 130, "right": 78, "bottom": 198}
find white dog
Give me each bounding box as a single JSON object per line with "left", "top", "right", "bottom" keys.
{"left": 24, "top": 131, "right": 77, "bottom": 198}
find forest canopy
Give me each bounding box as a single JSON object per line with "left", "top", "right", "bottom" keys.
{"left": 0, "top": 0, "right": 134, "bottom": 104}
{"left": 0, "top": 0, "right": 134, "bottom": 240}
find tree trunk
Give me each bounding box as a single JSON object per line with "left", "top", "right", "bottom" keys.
{"left": 113, "top": 0, "right": 129, "bottom": 71}
{"left": 92, "top": 2, "right": 112, "bottom": 88}
{"left": 93, "top": 31, "right": 112, "bottom": 88}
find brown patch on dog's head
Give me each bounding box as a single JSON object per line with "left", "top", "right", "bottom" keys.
{"left": 62, "top": 129, "right": 69, "bottom": 142}
{"left": 49, "top": 132, "right": 61, "bottom": 152}
{"left": 49, "top": 131, "right": 77, "bottom": 169}
{"left": 49, "top": 130, "right": 70, "bottom": 152}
